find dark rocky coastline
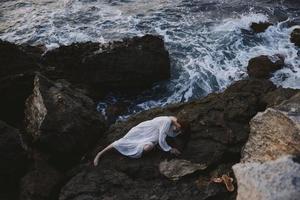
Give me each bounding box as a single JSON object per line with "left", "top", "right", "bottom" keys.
{"left": 0, "top": 33, "right": 299, "bottom": 200}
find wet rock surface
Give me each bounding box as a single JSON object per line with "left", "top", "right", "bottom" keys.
{"left": 247, "top": 55, "right": 284, "bottom": 79}
{"left": 290, "top": 28, "right": 300, "bottom": 47}
{"left": 24, "top": 74, "right": 106, "bottom": 169}
{"left": 250, "top": 22, "right": 273, "bottom": 33}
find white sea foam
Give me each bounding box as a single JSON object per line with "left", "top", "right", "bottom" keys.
{"left": 213, "top": 13, "right": 269, "bottom": 32}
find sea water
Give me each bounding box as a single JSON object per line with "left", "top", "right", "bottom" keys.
{"left": 1, "top": 0, "right": 299, "bottom": 117}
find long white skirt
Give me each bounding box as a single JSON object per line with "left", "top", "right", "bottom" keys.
{"left": 112, "top": 116, "right": 176, "bottom": 158}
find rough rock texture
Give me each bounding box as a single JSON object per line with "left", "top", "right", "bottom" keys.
{"left": 42, "top": 35, "right": 170, "bottom": 97}
{"left": 24, "top": 74, "right": 106, "bottom": 169}
{"left": 20, "top": 161, "right": 63, "bottom": 200}
{"left": 0, "top": 40, "right": 40, "bottom": 127}
{"left": 59, "top": 79, "right": 277, "bottom": 200}
{"left": 247, "top": 55, "right": 284, "bottom": 79}
{"left": 241, "top": 92, "right": 300, "bottom": 163}
{"left": 159, "top": 159, "right": 207, "bottom": 181}
{"left": 0, "top": 40, "right": 41, "bottom": 78}
{"left": 250, "top": 22, "right": 273, "bottom": 33}
{"left": 233, "top": 156, "right": 300, "bottom": 200}
{"left": 0, "top": 73, "right": 35, "bottom": 127}
{"left": 262, "top": 86, "right": 299, "bottom": 108}
{"left": 0, "top": 120, "right": 28, "bottom": 199}
{"left": 290, "top": 28, "right": 300, "bottom": 47}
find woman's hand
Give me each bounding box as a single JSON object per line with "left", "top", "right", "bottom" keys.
{"left": 170, "top": 148, "right": 181, "bottom": 156}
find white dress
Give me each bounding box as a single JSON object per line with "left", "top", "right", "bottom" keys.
{"left": 112, "top": 116, "right": 178, "bottom": 158}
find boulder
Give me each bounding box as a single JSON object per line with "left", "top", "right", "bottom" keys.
{"left": 241, "top": 92, "right": 300, "bottom": 163}
{"left": 159, "top": 159, "right": 207, "bottom": 181}
{"left": 250, "top": 22, "right": 273, "bottom": 33}
{"left": 24, "top": 74, "right": 106, "bottom": 169}
{"left": 20, "top": 161, "right": 63, "bottom": 200}
{"left": 290, "top": 28, "right": 300, "bottom": 47}
{"left": 58, "top": 79, "right": 277, "bottom": 200}
{"left": 233, "top": 155, "right": 300, "bottom": 200}
{"left": 42, "top": 35, "right": 171, "bottom": 97}
{"left": 247, "top": 55, "right": 284, "bottom": 79}
{"left": 0, "top": 120, "right": 28, "bottom": 199}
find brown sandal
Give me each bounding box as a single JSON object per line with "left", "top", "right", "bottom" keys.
{"left": 211, "top": 174, "right": 234, "bottom": 192}
{"left": 221, "top": 175, "right": 234, "bottom": 192}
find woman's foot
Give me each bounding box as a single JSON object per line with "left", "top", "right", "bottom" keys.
{"left": 93, "top": 155, "right": 101, "bottom": 166}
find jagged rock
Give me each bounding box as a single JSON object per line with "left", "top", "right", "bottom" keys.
{"left": 159, "top": 159, "right": 207, "bottom": 181}
{"left": 42, "top": 35, "right": 171, "bottom": 97}
{"left": 241, "top": 92, "right": 300, "bottom": 163}
{"left": 0, "top": 73, "right": 35, "bottom": 127}
{"left": 59, "top": 79, "right": 276, "bottom": 200}
{"left": 247, "top": 55, "right": 284, "bottom": 79}
{"left": 0, "top": 40, "right": 41, "bottom": 127}
{"left": 250, "top": 22, "right": 273, "bottom": 33}
{"left": 0, "top": 120, "right": 28, "bottom": 199}
{"left": 290, "top": 28, "right": 300, "bottom": 47}
{"left": 24, "top": 74, "right": 106, "bottom": 169}
{"left": 20, "top": 161, "right": 63, "bottom": 200}
{"left": 233, "top": 155, "right": 300, "bottom": 200}
{"left": 262, "top": 87, "right": 299, "bottom": 108}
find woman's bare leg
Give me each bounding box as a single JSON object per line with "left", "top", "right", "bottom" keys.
{"left": 93, "top": 143, "right": 113, "bottom": 166}
{"left": 143, "top": 143, "right": 154, "bottom": 153}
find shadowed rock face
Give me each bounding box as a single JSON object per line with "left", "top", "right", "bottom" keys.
{"left": 42, "top": 35, "right": 171, "bottom": 97}
{"left": 0, "top": 40, "right": 41, "bottom": 78}
{"left": 20, "top": 161, "right": 63, "bottom": 200}
{"left": 58, "top": 79, "right": 278, "bottom": 200}
{"left": 0, "top": 120, "right": 29, "bottom": 199}
{"left": 290, "top": 28, "right": 300, "bottom": 47}
{"left": 247, "top": 55, "right": 284, "bottom": 79}
{"left": 0, "top": 74, "right": 35, "bottom": 127}
{"left": 0, "top": 40, "right": 41, "bottom": 127}
{"left": 24, "top": 74, "right": 106, "bottom": 169}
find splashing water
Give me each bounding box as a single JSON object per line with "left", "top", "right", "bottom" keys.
{"left": 1, "top": 0, "right": 300, "bottom": 117}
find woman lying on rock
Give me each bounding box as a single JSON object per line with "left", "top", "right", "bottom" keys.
{"left": 94, "top": 116, "right": 190, "bottom": 166}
